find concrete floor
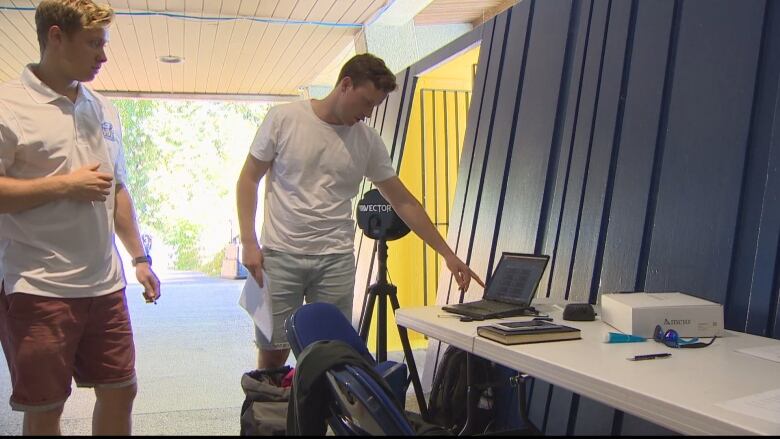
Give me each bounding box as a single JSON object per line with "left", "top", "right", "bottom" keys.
{"left": 0, "top": 271, "right": 427, "bottom": 435}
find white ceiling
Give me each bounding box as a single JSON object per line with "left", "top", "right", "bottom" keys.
{"left": 0, "top": 0, "right": 510, "bottom": 98}
{"left": 0, "top": 0, "right": 386, "bottom": 98}
{"left": 415, "top": 0, "right": 514, "bottom": 25}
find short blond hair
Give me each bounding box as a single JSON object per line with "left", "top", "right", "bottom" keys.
{"left": 35, "top": 0, "right": 114, "bottom": 52}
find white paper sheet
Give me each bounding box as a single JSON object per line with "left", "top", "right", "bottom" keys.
{"left": 736, "top": 345, "right": 780, "bottom": 363}
{"left": 239, "top": 272, "right": 273, "bottom": 341}
{"left": 717, "top": 388, "right": 780, "bottom": 425}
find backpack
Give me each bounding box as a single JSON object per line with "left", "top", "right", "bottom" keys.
{"left": 427, "top": 345, "right": 496, "bottom": 434}
{"left": 240, "top": 366, "right": 293, "bottom": 436}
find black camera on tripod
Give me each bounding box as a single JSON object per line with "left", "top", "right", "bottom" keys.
{"left": 356, "top": 189, "right": 409, "bottom": 241}
{"left": 354, "top": 188, "right": 427, "bottom": 416}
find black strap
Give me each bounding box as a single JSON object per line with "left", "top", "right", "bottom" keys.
{"left": 680, "top": 336, "right": 718, "bottom": 349}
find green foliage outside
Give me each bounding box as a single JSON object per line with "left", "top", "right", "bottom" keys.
{"left": 112, "top": 99, "right": 274, "bottom": 273}
{"left": 201, "top": 248, "right": 227, "bottom": 277}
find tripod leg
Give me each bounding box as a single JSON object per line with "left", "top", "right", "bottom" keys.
{"left": 359, "top": 288, "right": 378, "bottom": 342}
{"left": 360, "top": 283, "right": 391, "bottom": 362}
{"left": 389, "top": 294, "right": 429, "bottom": 419}
{"left": 377, "top": 292, "right": 387, "bottom": 363}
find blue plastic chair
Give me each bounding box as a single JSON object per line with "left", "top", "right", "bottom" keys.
{"left": 325, "top": 364, "right": 416, "bottom": 436}
{"left": 284, "top": 302, "right": 409, "bottom": 405}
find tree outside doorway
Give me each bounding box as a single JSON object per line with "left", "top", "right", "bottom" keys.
{"left": 112, "top": 99, "right": 276, "bottom": 276}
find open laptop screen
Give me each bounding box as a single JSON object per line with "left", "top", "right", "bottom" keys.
{"left": 484, "top": 253, "right": 549, "bottom": 306}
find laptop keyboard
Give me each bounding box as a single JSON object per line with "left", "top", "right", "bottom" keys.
{"left": 462, "top": 300, "right": 516, "bottom": 312}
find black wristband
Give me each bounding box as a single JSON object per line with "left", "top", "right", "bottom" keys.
{"left": 132, "top": 255, "right": 152, "bottom": 266}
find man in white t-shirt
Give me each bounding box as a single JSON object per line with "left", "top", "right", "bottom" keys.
{"left": 0, "top": 1, "right": 160, "bottom": 435}
{"left": 236, "top": 54, "right": 484, "bottom": 369}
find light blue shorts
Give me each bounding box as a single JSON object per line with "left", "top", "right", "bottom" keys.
{"left": 255, "top": 248, "right": 356, "bottom": 350}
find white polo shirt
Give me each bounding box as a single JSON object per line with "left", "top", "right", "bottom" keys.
{"left": 0, "top": 66, "right": 127, "bottom": 298}
{"left": 249, "top": 100, "right": 396, "bottom": 255}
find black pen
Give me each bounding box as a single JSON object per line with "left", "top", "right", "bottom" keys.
{"left": 627, "top": 353, "right": 672, "bottom": 361}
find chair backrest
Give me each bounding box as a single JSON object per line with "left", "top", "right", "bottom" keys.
{"left": 326, "top": 364, "right": 415, "bottom": 436}
{"left": 285, "top": 302, "right": 374, "bottom": 363}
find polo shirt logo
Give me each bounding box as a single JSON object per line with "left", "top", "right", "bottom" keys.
{"left": 101, "top": 122, "right": 115, "bottom": 141}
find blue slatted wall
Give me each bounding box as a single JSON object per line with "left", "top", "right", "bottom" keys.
{"left": 359, "top": 0, "right": 780, "bottom": 434}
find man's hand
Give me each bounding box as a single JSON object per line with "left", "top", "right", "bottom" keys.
{"left": 444, "top": 253, "right": 485, "bottom": 292}
{"left": 136, "top": 264, "right": 161, "bottom": 304}
{"left": 64, "top": 163, "right": 113, "bottom": 201}
{"left": 242, "top": 244, "right": 265, "bottom": 287}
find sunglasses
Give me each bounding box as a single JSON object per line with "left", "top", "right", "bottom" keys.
{"left": 653, "top": 325, "right": 717, "bottom": 349}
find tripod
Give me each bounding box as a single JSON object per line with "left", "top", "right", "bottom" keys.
{"left": 358, "top": 239, "right": 428, "bottom": 418}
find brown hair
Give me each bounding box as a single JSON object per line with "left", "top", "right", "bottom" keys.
{"left": 337, "top": 53, "right": 397, "bottom": 93}
{"left": 35, "top": 0, "right": 114, "bottom": 52}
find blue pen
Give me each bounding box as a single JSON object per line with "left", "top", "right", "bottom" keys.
{"left": 627, "top": 353, "right": 671, "bottom": 361}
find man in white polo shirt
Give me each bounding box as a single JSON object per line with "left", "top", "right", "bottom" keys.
{"left": 237, "top": 54, "right": 484, "bottom": 370}
{"left": 0, "top": 0, "right": 160, "bottom": 435}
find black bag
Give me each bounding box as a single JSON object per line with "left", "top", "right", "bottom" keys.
{"left": 427, "top": 345, "right": 496, "bottom": 434}
{"left": 240, "top": 366, "right": 293, "bottom": 436}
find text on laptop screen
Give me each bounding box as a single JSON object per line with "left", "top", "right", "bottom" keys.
{"left": 485, "top": 254, "right": 548, "bottom": 305}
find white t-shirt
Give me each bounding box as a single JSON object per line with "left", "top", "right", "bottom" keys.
{"left": 249, "top": 100, "right": 396, "bottom": 255}
{"left": 0, "top": 66, "right": 127, "bottom": 298}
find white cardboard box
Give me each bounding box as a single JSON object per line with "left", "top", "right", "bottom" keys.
{"left": 600, "top": 292, "right": 724, "bottom": 338}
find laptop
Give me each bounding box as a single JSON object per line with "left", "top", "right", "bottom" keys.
{"left": 442, "top": 252, "right": 550, "bottom": 320}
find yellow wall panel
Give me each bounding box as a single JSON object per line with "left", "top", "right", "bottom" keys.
{"left": 368, "top": 47, "right": 479, "bottom": 352}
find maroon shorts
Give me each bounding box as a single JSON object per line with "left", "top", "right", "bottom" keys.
{"left": 0, "top": 284, "right": 136, "bottom": 412}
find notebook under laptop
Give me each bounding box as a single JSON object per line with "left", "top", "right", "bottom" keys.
{"left": 442, "top": 252, "right": 550, "bottom": 320}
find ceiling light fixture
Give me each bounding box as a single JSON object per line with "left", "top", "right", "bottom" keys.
{"left": 158, "top": 55, "right": 184, "bottom": 64}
